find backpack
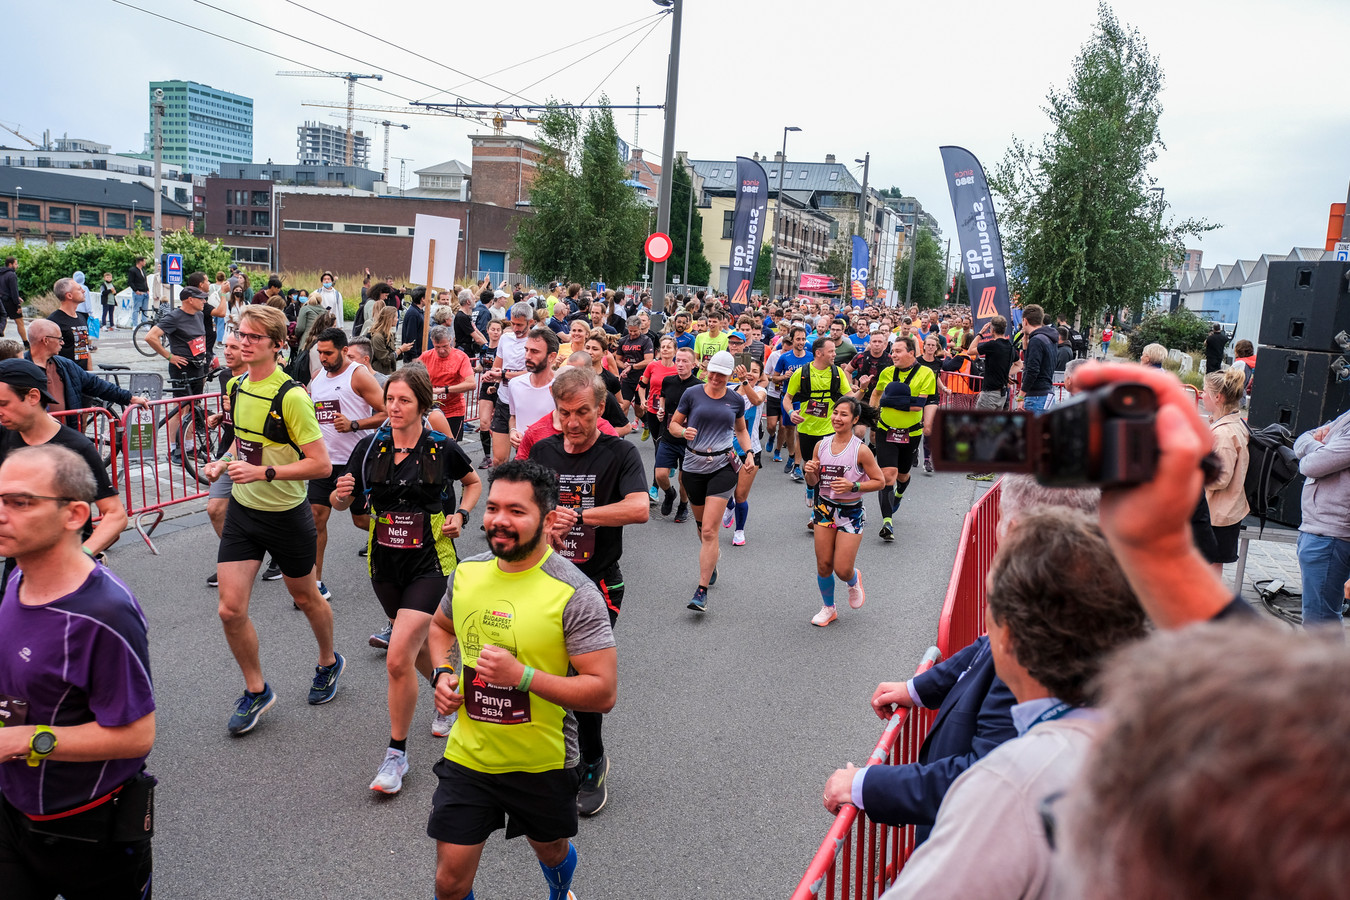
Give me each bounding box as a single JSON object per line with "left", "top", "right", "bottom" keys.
{"left": 792, "top": 364, "right": 843, "bottom": 405}
{"left": 228, "top": 375, "right": 305, "bottom": 457}
{"left": 1243, "top": 421, "right": 1299, "bottom": 533}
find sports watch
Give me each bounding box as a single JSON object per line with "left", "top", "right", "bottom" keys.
{"left": 27, "top": 725, "right": 56, "bottom": 767}
{"left": 265, "top": 466, "right": 277, "bottom": 482}
{"left": 431, "top": 666, "right": 455, "bottom": 689}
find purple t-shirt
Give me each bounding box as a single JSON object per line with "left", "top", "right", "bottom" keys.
{"left": 0, "top": 565, "right": 155, "bottom": 816}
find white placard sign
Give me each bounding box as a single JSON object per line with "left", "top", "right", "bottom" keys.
{"left": 410, "top": 214, "right": 461, "bottom": 290}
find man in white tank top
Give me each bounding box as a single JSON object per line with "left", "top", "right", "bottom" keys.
{"left": 307, "top": 327, "right": 387, "bottom": 601}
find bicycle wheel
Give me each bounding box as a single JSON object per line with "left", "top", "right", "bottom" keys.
{"left": 132, "top": 322, "right": 159, "bottom": 357}
{"left": 180, "top": 406, "right": 212, "bottom": 485}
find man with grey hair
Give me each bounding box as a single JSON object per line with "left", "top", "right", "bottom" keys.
{"left": 1061, "top": 624, "right": 1350, "bottom": 900}
{"left": 488, "top": 301, "right": 535, "bottom": 465}
{"left": 25, "top": 319, "right": 148, "bottom": 413}
{"left": 1063, "top": 357, "right": 1089, "bottom": 395}
{"left": 527, "top": 360, "right": 648, "bottom": 817}
{"left": 823, "top": 474, "right": 1100, "bottom": 843}
{"left": 418, "top": 324, "right": 474, "bottom": 440}
{"left": 47, "top": 277, "right": 92, "bottom": 371}
{"left": 345, "top": 335, "right": 387, "bottom": 387}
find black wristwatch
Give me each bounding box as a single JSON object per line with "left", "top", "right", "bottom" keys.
{"left": 265, "top": 466, "right": 277, "bottom": 482}
{"left": 431, "top": 666, "right": 455, "bottom": 689}
{"left": 576, "top": 507, "right": 585, "bottom": 526}
{"left": 456, "top": 507, "right": 470, "bottom": 524}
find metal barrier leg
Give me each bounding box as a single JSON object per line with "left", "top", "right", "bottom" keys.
{"left": 135, "top": 510, "right": 164, "bottom": 555}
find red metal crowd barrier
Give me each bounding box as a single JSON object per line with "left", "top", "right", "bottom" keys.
{"left": 119, "top": 392, "right": 227, "bottom": 552}
{"left": 792, "top": 480, "right": 1003, "bottom": 899}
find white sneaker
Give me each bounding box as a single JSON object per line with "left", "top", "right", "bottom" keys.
{"left": 847, "top": 570, "right": 866, "bottom": 609}
{"left": 732, "top": 529, "right": 746, "bottom": 546}
{"left": 811, "top": 606, "right": 838, "bottom": 627}
{"left": 432, "top": 711, "right": 456, "bottom": 738}
{"left": 369, "top": 749, "right": 409, "bottom": 794}
{"left": 722, "top": 507, "right": 734, "bottom": 528}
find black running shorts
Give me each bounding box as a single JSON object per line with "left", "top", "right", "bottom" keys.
{"left": 372, "top": 576, "right": 447, "bottom": 619}
{"left": 681, "top": 465, "right": 737, "bottom": 506}
{"left": 218, "top": 497, "right": 317, "bottom": 578}
{"left": 875, "top": 433, "right": 919, "bottom": 475}
{"left": 306, "top": 461, "right": 347, "bottom": 508}
{"left": 427, "top": 758, "right": 581, "bottom": 845}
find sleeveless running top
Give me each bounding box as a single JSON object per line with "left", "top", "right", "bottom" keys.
{"left": 310, "top": 362, "right": 372, "bottom": 465}
{"left": 817, "top": 434, "right": 865, "bottom": 504}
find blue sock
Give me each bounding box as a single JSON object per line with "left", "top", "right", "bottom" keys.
{"left": 734, "top": 500, "right": 749, "bottom": 530}
{"left": 540, "top": 842, "right": 577, "bottom": 900}
{"left": 817, "top": 573, "right": 836, "bottom": 607}
{"left": 845, "top": 569, "right": 859, "bottom": 587}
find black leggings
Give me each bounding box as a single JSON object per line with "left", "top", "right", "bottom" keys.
{"left": 577, "top": 568, "right": 624, "bottom": 764}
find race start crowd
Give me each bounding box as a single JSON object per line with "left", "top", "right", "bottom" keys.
{"left": 0, "top": 269, "right": 1346, "bottom": 900}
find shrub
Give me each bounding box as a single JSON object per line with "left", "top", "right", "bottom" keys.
{"left": 0, "top": 227, "right": 233, "bottom": 299}
{"left": 1125, "top": 307, "right": 1209, "bottom": 360}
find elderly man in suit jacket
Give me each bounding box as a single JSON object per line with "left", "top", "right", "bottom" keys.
{"left": 822, "top": 475, "right": 1101, "bottom": 844}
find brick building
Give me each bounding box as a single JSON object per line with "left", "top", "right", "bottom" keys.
{"left": 468, "top": 133, "right": 543, "bottom": 209}
{"left": 202, "top": 183, "right": 530, "bottom": 281}
{"left": 0, "top": 166, "right": 191, "bottom": 242}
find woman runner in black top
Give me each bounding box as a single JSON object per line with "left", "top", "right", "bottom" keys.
{"left": 332, "top": 366, "right": 480, "bottom": 796}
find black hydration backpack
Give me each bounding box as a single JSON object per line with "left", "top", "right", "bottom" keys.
{"left": 1243, "top": 421, "right": 1299, "bottom": 533}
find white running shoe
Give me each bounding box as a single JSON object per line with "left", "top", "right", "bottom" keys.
{"left": 722, "top": 507, "right": 734, "bottom": 528}
{"left": 370, "top": 749, "right": 409, "bottom": 794}
{"left": 732, "top": 530, "right": 746, "bottom": 546}
{"left": 432, "top": 711, "right": 456, "bottom": 738}
{"left": 847, "top": 570, "right": 866, "bottom": 609}
{"left": 811, "top": 606, "right": 838, "bottom": 627}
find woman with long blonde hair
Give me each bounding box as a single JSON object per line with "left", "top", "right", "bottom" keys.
{"left": 370, "top": 306, "right": 409, "bottom": 375}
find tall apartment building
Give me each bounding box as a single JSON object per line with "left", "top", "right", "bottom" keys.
{"left": 296, "top": 121, "right": 371, "bottom": 169}
{"left": 147, "top": 80, "right": 253, "bottom": 176}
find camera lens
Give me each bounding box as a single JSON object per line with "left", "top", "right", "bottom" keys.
{"left": 1101, "top": 383, "right": 1156, "bottom": 418}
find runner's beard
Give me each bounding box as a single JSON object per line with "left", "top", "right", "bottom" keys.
{"left": 488, "top": 521, "right": 544, "bottom": 562}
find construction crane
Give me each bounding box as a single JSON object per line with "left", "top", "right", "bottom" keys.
{"left": 0, "top": 121, "right": 42, "bottom": 149}
{"left": 302, "top": 100, "right": 538, "bottom": 129}
{"left": 277, "top": 70, "right": 383, "bottom": 165}
{"left": 335, "top": 115, "right": 410, "bottom": 182}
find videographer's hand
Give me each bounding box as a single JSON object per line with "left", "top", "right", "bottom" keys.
{"left": 1071, "top": 361, "right": 1230, "bottom": 627}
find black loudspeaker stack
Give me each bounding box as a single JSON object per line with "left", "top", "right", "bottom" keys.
{"left": 1248, "top": 260, "right": 1350, "bottom": 528}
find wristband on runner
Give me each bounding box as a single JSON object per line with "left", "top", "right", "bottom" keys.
{"left": 518, "top": 666, "right": 535, "bottom": 692}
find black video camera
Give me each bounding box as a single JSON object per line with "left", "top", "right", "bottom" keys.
{"left": 930, "top": 382, "right": 1159, "bottom": 487}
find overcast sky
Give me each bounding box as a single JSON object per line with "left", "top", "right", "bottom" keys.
{"left": 12, "top": 0, "right": 1349, "bottom": 269}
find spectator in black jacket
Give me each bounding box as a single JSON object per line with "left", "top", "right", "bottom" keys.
{"left": 0, "top": 256, "right": 25, "bottom": 343}
{"left": 1054, "top": 326, "right": 1074, "bottom": 376}
{"left": 1203, "top": 323, "right": 1228, "bottom": 374}
{"left": 126, "top": 256, "right": 151, "bottom": 330}
{"left": 400, "top": 286, "right": 427, "bottom": 363}
{"left": 1018, "top": 304, "right": 1058, "bottom": 413}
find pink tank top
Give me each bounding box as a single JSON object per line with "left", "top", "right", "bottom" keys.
{"left": 817, "top": 434, "right": 865, "bottom": 504}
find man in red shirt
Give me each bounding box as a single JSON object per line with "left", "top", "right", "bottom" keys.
{"left": 418, "top": 324, "right": 474, "bottom": 440}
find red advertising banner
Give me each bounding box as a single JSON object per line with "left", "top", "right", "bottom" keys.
{"left": 799, "top": 272, "right": 839, "bottom": 293}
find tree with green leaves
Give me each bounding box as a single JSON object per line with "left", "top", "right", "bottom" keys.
{"left": 989, "top": 3, "right": 1215, "bottom": 325}
{"left": 668, "top": 159, "right": 710, "bottom": 288}
{"left": 893, "top": 227, "right": 945, "bottom": 308}
{"left": 0, "top": 226, "right": 232, "bottom": 298}
{"left": 514, "top": 99, "right": 649, "bottom": 285}
{"left": 752, "top": 242, "right": 772, "bottom": 294}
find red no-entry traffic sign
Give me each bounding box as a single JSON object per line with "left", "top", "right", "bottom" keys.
{"left": 644, "top": 232, "right": 673, "bottom": 263}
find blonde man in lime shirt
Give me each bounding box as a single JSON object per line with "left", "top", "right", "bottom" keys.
{"left": 202, "top": 305, "right": 339, "bottom": 736}
{"left": 427, "top": 458, "right": 617, "bottom": 900}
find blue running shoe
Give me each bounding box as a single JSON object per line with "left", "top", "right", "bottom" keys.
{"left": 782, "top": 457, "right": 795, "bottom": 474}
{"left": 308, "top": 652, "right": 345, "bottom": 705}
{"left": 648, "top": 485, "right": 660, "bottom": 504}
{"left": 228, "top": 683, "right": 276, "bottom": 736}
{"left": 791, "top": 466, "right": 805, "bottom": 483}
{"left": 688, "top": 587, "right": 708, "bottom": 612}
{"left": 772, "top": 450, "right": 783, "bottom": 463}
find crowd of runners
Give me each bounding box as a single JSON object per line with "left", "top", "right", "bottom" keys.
{"left": 0, "top": 271, "right": 1069, "bottom": 900}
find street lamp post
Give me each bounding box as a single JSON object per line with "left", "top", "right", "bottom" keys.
{"left": 152, "top": 88, "right": 165, "bottom": 308}
{"left": 770, "top": 126, "right": 800, "bottom": 302}
{"left": 682, "top": 157, "right": 694, "bottom": 289}
{"left": 650, "top": 0, "right": 682, "bottom": 306}
{"left": 11, "top": 187, "right": 18, "bottom": 239}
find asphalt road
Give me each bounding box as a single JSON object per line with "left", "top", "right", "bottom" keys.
{"left": 106, "top": 428, "right": 989, "bottom": 900}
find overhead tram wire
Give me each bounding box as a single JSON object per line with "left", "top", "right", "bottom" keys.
{"left": 184, "top": 0, "right": 485, "bottom": 107}
{"left": 507, "top": 9, "right": 671, "bottom": 105}
{"left": 580, "top": 14, "right": 667, "bottom": 106}
{"left": 110, "top": 0, "right": 482, "bottom": 124}
{"left": 421, "top": 10, "right": 669, "bottom": 104}
{"left": 280, "top": 0, "right": 542, "bottom": 107}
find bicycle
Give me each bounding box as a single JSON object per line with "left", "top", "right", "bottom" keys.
{"left": 97, "top": 362, "right": 223, "bottom": 485}
{"left": 132, "top": 302, "right": 173, "bottom": 358}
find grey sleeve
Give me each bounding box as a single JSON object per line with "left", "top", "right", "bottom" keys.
{"left": 540, "top": 553, "right": 616, "bottom": 656}
{"left": 562, "top": 580, "right": 616, "bottom": 657}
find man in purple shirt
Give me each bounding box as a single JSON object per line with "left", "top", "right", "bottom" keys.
{"left": 0, "top": 444, "right": 156, "bottom": 899}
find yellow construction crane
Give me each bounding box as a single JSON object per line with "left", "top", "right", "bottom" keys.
{"left": 277, "top": 70, "right": 383, "bottom": 165}
{"left": 329, "top": 114, "right": 410, "bottom": 182}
